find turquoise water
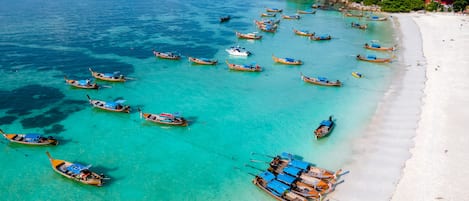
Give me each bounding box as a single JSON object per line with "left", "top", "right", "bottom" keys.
{"left": 0, "top": 0, "right": 396, "bottom": 200}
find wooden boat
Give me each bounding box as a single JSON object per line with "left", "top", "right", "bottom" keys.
{"left": 367, "top": 16, "right": 387, "bottom": 21}
{"left": 220, "top": 15, "right": 231, "bottom": 23}
{"left": 351, "top": 22, "right": 367, "bottom": 30}
{"left": 89, "top": 68, "right": 126, "bottom": 82}
{"left": 255, "top": 20, "right": 279, "bottom": 33}
{"left": 253, "top": 171, "right": 312, "bottom": 201}
{"left": 46, "top": 151, "right": 107, "bottom": 186}
{"left": 225, "top": 60, "right": 261, "bottom": 72}
{"left": 188, "top": 57, "right": 217, "bottom": 65}
{"left": 236, "top": 32, "right": 262, "bottom": 40}
{"left": 138, "top": 109, "right": 188, "bottom": 126}
{"left": 255, "top": 19, "right": 280, "bottom": 26}
{"left": 1, "top": 129, "right": 58, "bottom": 146}
{"left": 311, "top": 4, "right": 320, "bottom": 9}
{"left": 344, "top": 12, "right": 364, "bottom": 17}
{"left": 364, "top": 43, "right": 395, "bottom": 51}
{"left": 282, "top": 15, "right": 300, "bottom": 20}
{"left": 301, "top": 73, "right": 341, "bottom": 87}
{"left": 310, "top": 34, "right": 331, "bottom": 41}
{"left": 356, "top": 54, "right": 392, "bottom": 63}
{"left": 352, "top": 72, "right": 363, "bottom": 78}
{"left": 86, "top": 95, "right": 130, "bottom": 113}
{"left": 152, "top": 50, "right": 181, "bottom": 60}
{"left": 297, "top": 10, "right": 316, "bottom": 14}
{"left": 64, "top": 77, "right": 98, "bottom": 89}
{"left": 266, "top": 8, "right": 283, "bottom": 12}
{"left": 269, "top": 152, "right": 343, "bottom": 181}
{"left": 272, "top": 55, "right": 303, "bottom": 65}
{"left": 314, "top": 116, "right": 335, "bottom": 139}
{"left": 261, "top": 13, "right": 276, "bottom": 17}
{"left": 225, "top": 46, "right": 251, "bottom": 56}
{"left": 293, "top": 29, "right": 315, "bottom": 37}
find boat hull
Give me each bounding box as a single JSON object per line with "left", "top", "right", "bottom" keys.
{"left": 142, "top": 112, "right": 188, "bottom": 126}
{"left": 89, "top": 68, "right": 126, "bottom": 82}
{"left": 301, "top": 75, "right": 341, "bottom": 87}
{"left": 188, "top": 57, "right": 217, "bottom": 65}
{"left": 225, "top": 60, "right": 262, "bottom": 72}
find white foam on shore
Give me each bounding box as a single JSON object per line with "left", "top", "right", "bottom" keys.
{"left": 392, "top": 13, "right": 469, "bottom": 201}
{"left": 330, "top": 14, "right": 427, "bottom": 201}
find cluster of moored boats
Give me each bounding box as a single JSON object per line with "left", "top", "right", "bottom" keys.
{"left": 250, "top": 152, "right": 345, "bottom": 201}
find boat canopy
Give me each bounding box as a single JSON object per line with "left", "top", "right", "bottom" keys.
{"left": 277, "top": 173, "right": 296, "bottom": 185}
{"left": 67, "top": 163, "right": 88, "bottom": 174}
{"left": 285, "top": 58, "right": 295, "bottom": 62}
{"left": 267, "top": 180, "right": 290, "bottom": 197}
{"left": 289, "top": 160, "right": 310, "bottom": 170}
{"left": 283, "top": 166, "right": 302, "bottom": 176}
{"left": 319, "top": 35, "right": 329, "bottom": 39}
{"left": 281, "top": 152, "right": 294, "bottom": 159}
{"left": 103, "top": 73, "right": 114, "bottom": 78}
{"left": 78, "top": 80, "right": 88, "bottom": 86}
{"left": 258, "top": 171, "right": 275, "bottom": 182}
{"left": 372, "top": 16, "right": 379, "bottom": 20}
{"left": 371, "top": 43, "right": 381, "bottom": 48}
{"left": 318, "top": 77, "right": 328, "bottom": 82}
{"left": 24, "top": 133, "right": 41, "bottom": 139}
{"left": 105, "top": 102, "right": 117, "bottom": 108}
{"left": 367, "top": 55, "right": 377, "bottom": 60}
{"left": 320, "top": 120, "right": 333, "bottom": 127}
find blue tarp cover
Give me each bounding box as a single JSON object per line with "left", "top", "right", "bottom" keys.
{"left": 267, "top": 180, "right": 290, "bottom": 197}
{"left": 371, "top": 43, "right": 381, "bottom": 48}
{"left": 318, "top": 77, "right": 328, "bottom": 82}
{"left": 104, "top": 73, "right": 114, "bottom": 78}
{"left": 258, "top": 171, "right": 275, "bottom": 182}
{"left": 105, "top": 102, "right": 117, "bottom": 108}
{"left": 367, "top": 55, "right": 377, "bottom": 60}
{"left": 320, "top": 120, "right": 333, "bottom": 127}
{"left": 281, "top": 152, "right": 293, "bottom": 160}
{"left": 24, "top": 134, "right": 41, "bottom": 139}
{"left": 285, "top": 58, "right": 295, "bottom": 62}
{"left": 372, "top": 16, "right": 379, "bottom": 19}
{"left": 78, "top": 80, "right": 87, "bottom": 86}
{"left": 277, "top": 173, "right": 296, "bottom": 185}
{"left": 66, "top": 163, "right": 87, "bottom": 174}
{"left": 289, "top": 160, "right": 310, "bottom": 170}
{"left": 283, "top": 166, "right": 302, "bottom": 176}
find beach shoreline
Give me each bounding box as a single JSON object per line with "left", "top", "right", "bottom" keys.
{"left": 392, "top": 13, "right": 469, "bottom": 201}
{"left": 331, "top": 13, "right": 427, "bottom": 201}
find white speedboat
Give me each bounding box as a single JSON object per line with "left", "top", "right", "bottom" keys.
{"left": 225, "top": 46, "right": 251, "bottom": 56}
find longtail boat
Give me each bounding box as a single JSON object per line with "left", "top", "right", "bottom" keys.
{"left": 282, "top": 15, "right": 300, "bottom": 20}
{"left": 272, "top": 55, "right": 303, "bottom": 65}
{"left": 89, "top": 68, "right": 126, "bottom": 82}
{"left": 266, "top": 8, "right": 283, "bottom": 12}
{"left": 352, "top": 72, "right": 363, "bottom": 78}
{"left": 278, "top": 167, "right": 334, "bottom": 195}
{"left": 293, "top": 29, "right": 315, "bottom": 37}
{"left": 269, "top": 152, "right": 343, "bottom": 181}
{"left": 64, "top": 77, "right": 99, "bottom": 89}
{"left": 310, "top": 34, "right": 331, "bottom": 41}
{"left": 356, "top": 54, "right": 392, "bottom": 63}
{"left": 261, "top": 13, "right": 276, "bottom": 17}
{"left": 152, "top": 50, "right": 181, "bottom": 60}
{"left": 258, "top": 24, "right": 278, "bottom": 32}
{"left": 225, "top": 60, "right": 262, "bottom": 72}
{"left": 297, "top": 10, "right": 316, "bottom": 14}
{"left": 236, "top": 32, "right": 262, "bottom": 40}
{"left": 351, "top": 22, "right": 367, "bottom": 30}
{"left": 188, "top": 57, "right": 217, "bottom": 65}
{"left": 255, "top": 19, "right": 280, "bottom": 26}
{"left": 138, "top": 109, "right": 188, "bottom": 126}
{"left": 1, "top": 129, "right": 58, "bottom": 146}
{"left": 314, "top": 116, "right": 335, "bottom": 139}
{"left": 367, "top": 16, "right": 387, "bottom": 21}
{"left": 253, "top": 171, "right": 312, "bottom": 201}
{"left": 364, "top": 43, "right": 395, "bottom": 51}
{"left": 301, "top": 73, "right": 341, "bottom": 87}
{"left": 46, "top": 151, "right": 107, "bottom": 186}
{"left": 86, "top": 95, "right": 130, "bottom": 113}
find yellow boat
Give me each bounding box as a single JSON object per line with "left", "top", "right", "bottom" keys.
{"left": 1, "top": 129, "right": 58, "bottom": 146}
{"left": 89, "top": 68, "right": 126, "bottom": 82}
{"left": 352, "top": 72, "right": 363, "bottom": 78}
{"left": 46, "top": 151, "right": 107, "bottom": 186}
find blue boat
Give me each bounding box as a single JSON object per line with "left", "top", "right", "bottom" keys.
{"left": 314, "top": 116, "right": 334, "bottom": 139}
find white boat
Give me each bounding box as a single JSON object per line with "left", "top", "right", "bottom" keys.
{"left": 225, "top": 46, "right": 251, "bottom": 56}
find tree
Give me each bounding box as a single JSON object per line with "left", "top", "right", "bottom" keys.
{"left": 453, "top": 0, "right": 469, "bottom": 12}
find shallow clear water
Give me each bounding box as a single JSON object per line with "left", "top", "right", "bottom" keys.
{"left": 0, "top": 0, "right": 396, "bottom": 200}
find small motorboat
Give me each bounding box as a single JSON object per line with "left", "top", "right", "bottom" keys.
{"left": 297, "top": 10, "right": 317, "bottom": 14}
{"left": 152, "top": 50, "right": 181, "bottom": 60}
{"left": 310, "top": 34, "right": 331, "bottom": 41}
{"left": 64, "top": 77, "right": 99, "bottom": 89}
{"left": 356, "top": 54, "right": 392, "bottom": 63}
{"left": 272, "top": 55, "right": 303, "bottom": 65}
{"left": 138, "top": 109, "right": 188, "bottom": 126}
{"left": 364, "top": 43, "right": 395, "bottom": 51}
{"left": 293, "top": 29, "right": 315, "bottom": 37}
{"left": 225, "top": 46, "right": 251, "bottom": 56}
{"left": 236, "top": 32, "right": 262, "bottom": 40}
{"left": 351, "top": 22, "right": 367, "bottom": 30}
{"left": 266, "top": 8, "right": 283, "bottom": 12}
{"left": 352, "top": 72, "right": 363, "bottom": 78}
{"left": 253, "top": 171, "right": 311, "bottom": 201}
{"left": 367, "top": 16, "right": 387, "bottom": 21}
{"left": 301, "top": 73, "right": 342, "bottom": 87}
{"left": 89, "top": 68, "right": 126, "bottom": 82}
{"left": 220, "top": 15, "right": 231, "bottom": 23}
{"left": 261, "top": 13, "right": 276, "bottom": 17}
{"left": 225, "top": 60, "right": 262, "bottom": 72}
{"left": 188, "top": 57, "right": 217, "bottom": 65}
{"left": 282, "top": 15, "right": 300, "bottom": 20}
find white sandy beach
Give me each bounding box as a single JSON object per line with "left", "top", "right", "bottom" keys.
{"left": 331, "top": 13, "right": 469, "bottom": 201}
